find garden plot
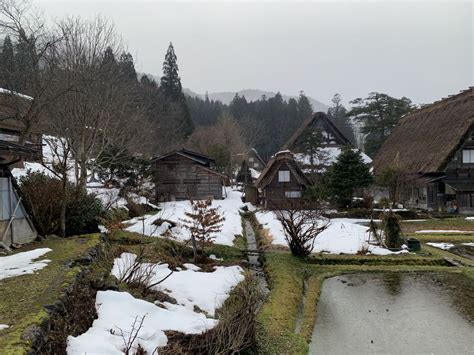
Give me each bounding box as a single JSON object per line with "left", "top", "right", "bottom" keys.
{"left": 67, "top": 252, "right": 244, "bottom": 354}
{"left": 0, "top": 248, "right": 51, "bottom": 281}
{"left": 124, "top": 188, "right": 247, "bottom": 246}
{"left": 256, "top": 211, "right": 406, "bottom": 255}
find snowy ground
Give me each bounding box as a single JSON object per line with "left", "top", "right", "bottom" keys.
{"left": 0, "top": 248, "right": 52, "bottom": 281}
{"left": 256, "top": 211, "right": 407, "bottom": 255}
{"left": 427, "top": 242, "right": 474, "bottom": 250}
{"left": 67, "top": 253, "right": 244, "bottom": 354}
{"left": 0, "top": 324, "right": 9, "bottom": 331}
{"left": 124, "top": 188, "right": 247, "bottom": 246}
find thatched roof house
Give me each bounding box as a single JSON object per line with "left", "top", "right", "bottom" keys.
{"left": 254, "top": 151, "right": 310, "bottom": 208}
{"left": 373, "top": 88, "right": 474, "bottom": 212}
{"left": 283, "top": 112, "right": 371, "bottom": 175}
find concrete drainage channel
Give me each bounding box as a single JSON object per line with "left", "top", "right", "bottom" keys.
{"left": 243, "top": 219, "right": 269, "bottom": 300}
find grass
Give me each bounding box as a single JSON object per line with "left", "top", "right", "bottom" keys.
{"left": 0, "top": 234, "right": 101, "bottom": 354}
{"left": 401, "top": 217, "right": 474, "bottom": 233}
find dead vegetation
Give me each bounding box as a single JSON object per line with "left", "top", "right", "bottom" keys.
{"left": 159, "top": 274, "right": 264, "bottom": 354}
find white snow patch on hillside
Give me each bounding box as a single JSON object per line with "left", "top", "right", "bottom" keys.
{"left": 68, "top": 254, "right": 244, "bottom": 354}
{"left": 0, "top": 248, "right": 52, "bottom": 280}
{"left": 256, "top": 212, "right": 406, "bottom": 255}
{"left": 124, "top": 188, "right": 247, "bottom": 245}
{"left": 0, "top": 324, "right": 9, "bottom": 331}
{"left": 112, "top": 253, "right": 244, "bottom": 316}
{"left": 67, "top": 290, "right": 217, "bottom": 354}
{"left": 462, "top": 242, "right": 474, "bottom": 247}
{"left": 465, "top": 217, "right": 474, "bottom": 220}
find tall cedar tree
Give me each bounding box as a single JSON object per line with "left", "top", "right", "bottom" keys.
{"left": 0, "top": 35, "right": 15, "bottom": 88}
{"left": 348, "top": 92, "right": 412, "bottom": 157}
{"left": 160, "top": 42, "right": 193, "bottom": 137}
{"left": 327, "top": 93, "right": 356, "bottom": 143}
{"left": 325, "top": 146, "right": 373, "bottom": 208}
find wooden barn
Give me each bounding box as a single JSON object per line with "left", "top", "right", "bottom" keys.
{"left": 283, "top": 112, "right": 371, "bottom": 176}
{"left": 152, "top": 148, "right": 227, "bottom": 201}
{"left": 372, "top": 88, "right": 474, "bottom": 213}
{"left": 254, "top": 151, "right": 310, "bottom": 209}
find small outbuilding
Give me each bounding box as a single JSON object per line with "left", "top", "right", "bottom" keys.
{"left": 254, "top": 150, "right": 310, "bottom": 209}
{"left": 152, "top": 148, "right": 227, "bottom": 201}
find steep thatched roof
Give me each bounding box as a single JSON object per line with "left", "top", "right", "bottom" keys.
{"left": 373, "top": 88, "right": 474, "bottom": 175}
{"left": 255, "top": 151, "right": 310, "bottom": 188}
{"left": 282, "top": 112, "right": 351, "bottom": 151}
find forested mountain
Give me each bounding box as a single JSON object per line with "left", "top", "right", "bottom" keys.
{"left": 183, "top": 88, "right": 329, "bottom": 113}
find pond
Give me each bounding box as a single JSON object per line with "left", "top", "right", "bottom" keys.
{"left": 309, "top": 273, "right": 474, "bottom": 354}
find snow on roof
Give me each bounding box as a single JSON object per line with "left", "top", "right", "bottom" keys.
{"left": 0, "top": 88, "right": 33, "bottom": 101}
{"left": 294, "top": 147, "right": 372, "bottom": 171}
{"left": 249, "top": 168, "right": 260, "bottom": 179}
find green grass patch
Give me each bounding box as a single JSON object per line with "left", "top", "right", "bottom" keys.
{"left": 0, "top": 234, "right": 101, "bottom": 353}
{"left": 402, "top": 218, "right": 474, "bottom": 233}
{"left": 406, "top": 233, "right": 474, "bottom": 242}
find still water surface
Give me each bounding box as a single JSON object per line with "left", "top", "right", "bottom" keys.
{"left": 309, "top": 273, "right": 473, "bottom": 355}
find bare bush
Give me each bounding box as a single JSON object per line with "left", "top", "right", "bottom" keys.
{"left": 274, "top": 201, "right": 329, "bottom": 257}
{"left": 114, "top": 315, "right": 147, "bottom": 355}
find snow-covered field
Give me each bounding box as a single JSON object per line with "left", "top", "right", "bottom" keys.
{"left": 67, "top": 252, "right": 244, "bottom": 354}
{"left": 256, "top": 211, "right": 407, "bottom": 255}
{"left": 124, "top": 188, "right": 247, "bottom": 246}
{"left": 0, "top": 248, "right": 52, "bottom": 281}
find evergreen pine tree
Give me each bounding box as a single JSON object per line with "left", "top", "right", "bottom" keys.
{"left": 327, "top": 93, "right": 356, "bottom": 143}
{"left": 0, "top": 36, "right": 15, "bottom": 88}
{"left": 14, "top": 32, "right": 37, "bottom": 92}
{"left": 160, "top": 42, "right": 182, "bottom": 100}
{"left": 297, "top": 91, "right": 313, "bottom": 121}
{"left": 236, "top": 160, "right": 252, "bottom": 184}
{"left": 325, "top": 147, "right": 373, "bottom": 208}
{"left": 118, "top": 52, "right": 138, "bottom": 82}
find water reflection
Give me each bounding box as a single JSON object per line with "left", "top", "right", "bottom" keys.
{"left": 309, "top": 273, "right": 473, "bottom": 355}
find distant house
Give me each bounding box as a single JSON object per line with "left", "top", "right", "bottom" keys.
{"left": 152, "top": 148, "right": 227, "bottom": 201}
{"left": 282, "top": 112, "right": 371, "bottom": 175}
{"left": 254, "top": 151, "right": 310, "bottom": 208}
{"left": 372, "top": 88, "right": 474, "bottom": 213}
{"left": 246, "top": 148, "right": 266, "bottom": 172}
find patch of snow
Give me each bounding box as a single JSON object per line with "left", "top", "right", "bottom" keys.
{"left": 209, "top": 254, "right": 223, "bottom": 261}
{"left": 67, "top": 290, "right": 217, "bottom": 354}
{"left": 124, "top": 188, "right": 248, "bottom": 246}
{"left": 183, "top": 263, "right": 201, "bottom": 271}
{"left": 426, "top": 242, "right": 455, "bottom": 250}
{"left": 415, "top": 230, "right": 474, "bottom": 234}
{"left": 111, "top": 253, "right": 244, "bottom": 316}
{"left": 0, "top": 87, "right": 33, "bottom": 100}
{"left": 462, "top": 242, "right": 474, "bottom": 247}
{"left": 256, "top": 213, "right": 405, "bottom": 255}
{"left": 249, "top": 168, "right": 260, "bottom": 179}
{"left": 465, "top": 217, "right": 474, "bottom": 220}
{"left": 0, "top": 324, "right": 9, "bottom": 331}
{"left": 0, "top": 248, "right": 52, "bottom": 281}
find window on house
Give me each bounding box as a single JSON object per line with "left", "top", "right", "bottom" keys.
{"left": 285, "top": 191, "right": 301, "bottom": 198}
{"left": 253, "top": 163, "right": 259, "bottom": 168}
{"left": 278, "top": 170, "right": 290, "bottom": 182}
{"left": 249, "top": 157, "right": 254, "bottom": 162}
{"left": 462, "top": 150, "right": 474, "bottom": 164}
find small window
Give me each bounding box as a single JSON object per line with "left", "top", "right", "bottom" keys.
{"left": 249, "top": 157, "right": 254, "bottom": 162}
{"left": 253, "top": 163, "right": 259, "bottom": 168}
{"left": 278, "top": 170, "right": 290, "bottom": 182}
{"left": 285, "top": 191, "right": 301, "bottom": 198}
{"left": 462, "top": 150, "right": 474, "bottom": 164}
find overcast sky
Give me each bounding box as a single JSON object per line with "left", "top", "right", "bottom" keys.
{"left": 36, "top": 1, "right": 472, "bottom": 106}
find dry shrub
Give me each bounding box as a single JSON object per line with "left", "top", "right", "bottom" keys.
{"left": 259, "top": 228, "right": 273, "bottom": 248}
{"left": 160, "top": 274, "right": 264, "bottom": 354}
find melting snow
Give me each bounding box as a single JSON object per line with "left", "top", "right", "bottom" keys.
{"left": 426, "top": 242, "right": 455, "bottom": 250}
{"left": 0, "top": 324, "right": 9, "bottom": 331}
{"left": 0, "top": 248, "right": 52, "bottom": 281}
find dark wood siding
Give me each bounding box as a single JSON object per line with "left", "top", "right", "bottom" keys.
{"left": 153, "top": 154, "right": 223, "bottom": 201}
{"left": 263, "top": 162, "right": 305, "bottom": 209}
